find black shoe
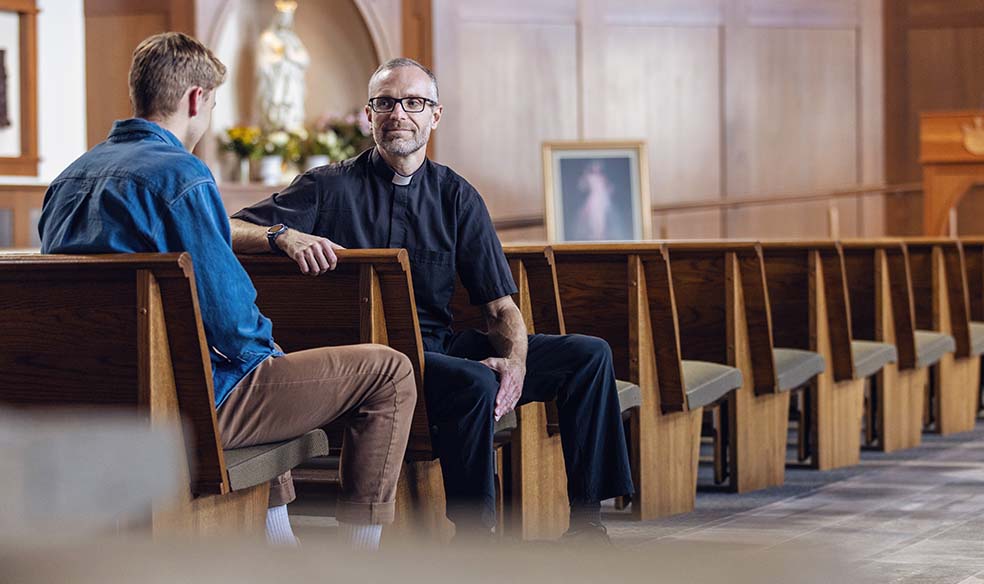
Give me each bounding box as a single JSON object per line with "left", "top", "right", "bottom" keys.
{"left": 561, "top": 522, "right": 612, "bottom": 546}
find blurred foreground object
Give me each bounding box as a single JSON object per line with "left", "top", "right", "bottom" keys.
{"left": 0, "top": 408, "right": 184, "bottom": 536}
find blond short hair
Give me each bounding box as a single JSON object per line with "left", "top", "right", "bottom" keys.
{"left": 128, "top": 32, "right": 227, "bottom": 119}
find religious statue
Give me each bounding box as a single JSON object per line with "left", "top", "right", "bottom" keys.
{"left": 256, "top": 0, "right": 310, "bottom": 131}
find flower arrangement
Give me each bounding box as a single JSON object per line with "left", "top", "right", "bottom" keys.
{"left": 220, "top": 126, "right": 262, "bottom": 159}
{"left": 259, "top": 129, "right": 292, "bottom": 158}
{"left": 306, "top": 112, "right": 374, "bottom": 163}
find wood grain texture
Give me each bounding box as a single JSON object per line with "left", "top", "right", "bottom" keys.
{"left": 809, "top": 251, "right": 864, "bottom": 470}
{"left": 240, "top": 251, "right": 432, "bottom": 454}
{"left": 840, "top": 243, "right": 926, "bottom": 451}
{"left": 873, "top": 250, "right": 926, "bottom": 451}
{"left": 724, "top": 251, "right": 788, "bottom": 492}
{"left": 962, "top": 240, "right": 984, "bottom": 320}
{"left": 0, "top": 253, "right": 280, "bottom": 534}
{"left": 725, "top": 26, "right": 858, "bottom": 198}
{"left": 924, "top": 244, "right": 979, "bottom": 434}
{"left": 760, "top": 244, "right": 862, "bottom": 470}
{"left": 553, "top": 246, "right": 698, "bottom": 518}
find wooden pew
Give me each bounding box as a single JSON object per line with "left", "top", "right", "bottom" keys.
{"left": 759, "top": 242, "right": 884, "bottom": 470}
{"left": 958, "top": 236, "right": 984, "bottom": 416}
{"left": 449, "top": 245, "right": 569, "bottom": 540}
{"left": 238, "top": 251, "right": 456, "bottom": 541}
{"left": 0, "top": 253, "right": 329, "bottom": 536}
{"left": 552, "top": 243, "right": 742, "bottom": 518}
{"left": 663, "top": 242, "right": 824, "bottom": 493}
{"left": 903, "top": 239, "right": 977, "bottom": 435}
{"left": 840, "top": 241, "right": 953, "bottom": 450}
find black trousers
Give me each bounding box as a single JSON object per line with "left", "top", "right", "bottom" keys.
{"left": 423, "top": 330, "right": 634, "bottom": 528}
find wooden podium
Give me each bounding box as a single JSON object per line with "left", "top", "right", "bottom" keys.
{"left": 920, "top": 110, "right": 984, "bottom": 235}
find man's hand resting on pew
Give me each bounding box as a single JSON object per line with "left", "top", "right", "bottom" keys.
{"left": 277, "top": 230, "right": 345, "bottom": 276}
{"left": 229, "top": 219, "right": 343, "bottom": 276}
{"left": 481, "top": 295, "right": 529, "bottom": 421}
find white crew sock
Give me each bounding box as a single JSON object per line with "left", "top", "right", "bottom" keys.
{"left": 338, "top": 522, "right": 382, "bottom": 551}
{"left": 265, "top": 504, "right": 298, "bottom": 546}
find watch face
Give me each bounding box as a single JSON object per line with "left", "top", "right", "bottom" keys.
{"left": 267, "top": 223, "right": 286, "bottom": 236}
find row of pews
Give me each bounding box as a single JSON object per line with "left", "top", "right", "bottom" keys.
{"left": 1, "top": 237, "right": 982, "bottom": 542}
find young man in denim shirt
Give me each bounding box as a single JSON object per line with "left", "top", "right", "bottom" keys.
{"left": 38, "top": 32, "right": 415, "bottom": 550}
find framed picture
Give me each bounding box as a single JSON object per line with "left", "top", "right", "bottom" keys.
{"left": 542, "top": 141, "right": 651, "bottom": 242}
{"left": 0, "top": 0, "right": 38, "bottom": 176}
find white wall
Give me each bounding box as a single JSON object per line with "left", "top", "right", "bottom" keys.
{"left": 0, "top": 0, "right": 86, "bottom": 184}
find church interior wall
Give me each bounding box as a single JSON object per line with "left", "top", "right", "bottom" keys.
{"left": 0, "top": 0, "right": 85, "bottom": 185}
{"left": 432, "top": 0, "right": 887, "bottom": 242}
{"left": 6, "top": 0, "right": 984, "bottom": 245}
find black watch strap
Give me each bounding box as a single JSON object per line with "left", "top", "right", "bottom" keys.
{"left": 267, "top": 224, "right": 288, "bottom": 253}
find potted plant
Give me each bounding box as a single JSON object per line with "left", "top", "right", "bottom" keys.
{"left": 219, "top": 126, "right": 261, "bottom": 183}
{"left": 258, "top": 129, "right": 291, "bottom": 185}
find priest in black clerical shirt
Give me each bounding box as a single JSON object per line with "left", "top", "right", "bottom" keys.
{"left": 230, "top": 57, "right": 633, "bottom": 541}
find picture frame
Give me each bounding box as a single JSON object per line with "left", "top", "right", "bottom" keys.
{"left": 542, "top": 140, "right": 651, "bottom": 242}
{"left": 0, "top": 0, "right": 38, "bottom": 176}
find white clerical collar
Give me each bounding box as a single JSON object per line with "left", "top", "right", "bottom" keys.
{"left": 392, "top": 172, "right": 412, "bottom": 186}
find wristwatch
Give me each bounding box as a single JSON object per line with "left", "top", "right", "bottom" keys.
{"left": 266, "top": 223, "right": 288, "bottom": 253}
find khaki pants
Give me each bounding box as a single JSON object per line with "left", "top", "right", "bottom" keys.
{"left": 217, "top": 344, "right": 416, "bottom": 524}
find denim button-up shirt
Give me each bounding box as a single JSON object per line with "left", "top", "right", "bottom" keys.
{"left": 39, "top": 118, "right": 279, "bottom": 408}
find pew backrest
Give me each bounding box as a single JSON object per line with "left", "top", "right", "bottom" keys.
{"left": 238, "top": 250, "right": 433, "bottom": 455}
{"left": 662, "top": 242, "right": 778, "bottom": 395}
{"left": 904, "top": 239, "right": 973, "bottom": 358}
{"left": 760, "top": 242, "right": 855, "bottom": 381}
{"left": 0, "top": 253, "right": 227, "bottom": 495}
{"left": 840, "top": 241, "right": 918, "bottom": 369}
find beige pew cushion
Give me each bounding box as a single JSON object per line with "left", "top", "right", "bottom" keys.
{"left": 682, "top": 361, "right": 743, "bottom": 409}
{"left": 494, "top": 409, "right": 518, "bottom": 435}
{"left": 971, "top": 322, "right": 984, "bottom": 356}
{"left": 773, "top": 348, "right": 826, "bottom": 392}
{"left": 914, "top": 330, "right": 956, "bottom": 368}
{"left": 851, "top": 340, "right": 898, "bottom": 379}
{"left": 224, "top": 429, "right": 329, "bottom": 491}
{"left": 615, "top": 379, "right": 642, "bottom": 413}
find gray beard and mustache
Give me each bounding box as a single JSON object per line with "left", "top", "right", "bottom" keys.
{"left": 375, "top": 123, "right": 430, "bottom": 156}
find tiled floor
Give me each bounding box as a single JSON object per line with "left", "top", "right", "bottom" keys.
{"left": 290, "top": 423, "right": 984, "bottom": 583}
{"left": 599, "top": 424, "right": 984, "bottom": 583}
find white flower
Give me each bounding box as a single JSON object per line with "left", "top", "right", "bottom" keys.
{"left": 268, "top": 131, "right": 289, "bottom": 147}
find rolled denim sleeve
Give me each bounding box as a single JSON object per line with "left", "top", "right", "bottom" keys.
{"left": 159, "top": 180, "right": 275, "bottom": 364}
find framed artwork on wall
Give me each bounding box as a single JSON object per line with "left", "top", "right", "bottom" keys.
{"left": 542, "top": 140, "right": 651, "bottom": 242}
{"left": 0, "top": 0, "right": 38, "bottom": 176}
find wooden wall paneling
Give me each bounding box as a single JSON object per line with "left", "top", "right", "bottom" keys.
{"left": 402, "top": 2, "right": 433, "bottom": 97}
{"left": 654, "top": 209, "right": 723, "bottom": 239}
{"left": 432, "top": 1, "right": 578, "bottom": 220}
{"left": 726, "top": 200, "right": 838, "bottom": 239}
{"left": 592, "top": 25, "right": 722, "bottom": 212}
{"left": 884, "top": 0, "right": 984, "bottom": 236}
{"left": 735, "top": 0, "right": 859, "bottom": 28}
{"left": 725, "top": 26, "right": 859, "bottom": 198}
{"left": 599, "top": 0, "right": 723, "bottom": 26}
{"left": 84, "top": 13, "right": 168, "bottom": 147}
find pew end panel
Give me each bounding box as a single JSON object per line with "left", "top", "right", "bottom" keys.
{"left": 903, "top": 241, "right": 978, "bottom": 435}
{"left": 761, "top": 244, "right": 864, "bottom": 470}
{"left": 449, "top": 245, "right": 570, "bottom": 540}
{"left": 842, "top": 242, "right": 923, "bottom": 452}
{"left": 554, "top": 245, "right": 699, "bottom": 519}
{"left": 663, "top": 243, "right": 787, "bottom": 493}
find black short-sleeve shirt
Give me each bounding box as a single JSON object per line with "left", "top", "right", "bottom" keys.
{"left": 232, "top": 148, "right": 517, "bottom": 353}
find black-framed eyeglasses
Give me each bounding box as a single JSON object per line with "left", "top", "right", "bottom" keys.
{"left": 368, "top": 96, "right": 437, "bottom": 114}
